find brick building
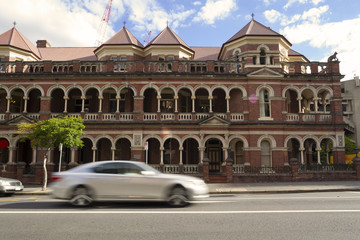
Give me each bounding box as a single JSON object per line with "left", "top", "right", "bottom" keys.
{"left": 0, "top": 19, "right": 346, "bottom": 183}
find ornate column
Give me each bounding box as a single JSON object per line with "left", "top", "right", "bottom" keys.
{"left": 116, "top": 95, "right": 120, "bottom": 113}
{"left": 157, "top": 95, "right": 161, "bottom": 113}
{"left": 160, "top": 147, "right": 164, "bottom": 165}
{"left": 208, "top": 96, "right": 213, "bottom": 113}
{"left": 226, "top": 96, "right": 230, "bottom": 113}
{"left": 316, "top": 147, "right": 321, "bottom": 164}
{"left": 81, "top": 95, "right": 86, "bottom": 113}
{"left": 23, "top": 96, "right": 29, "bottom": 113}
{"left": 314, "top": 97, "right": 319, "bottom": 113}
{"left": 98, "top": 96, "right": 103, "bottom": 113}
{"left": 174, "top": 95, "right": 179, "bottom": 113}
{"left": 191, "top": 96, "right": 196, "bottom": 113}
{"left": 92, "top": 147, "right": 97, "bottom": 162}
{"left": 299, "top": 147, "right": 305, "bottom": 164}
{"left": 222, "top": 147, "right": 228, "bottom": 165}
{"left": 297, "top": 97, "right": 302, "bottom": 113}
{"left": 7, "top": 146, "right": 15, "bottom": 164}
{"left": 63, "top": 96, "right": 69, "bottom": 113}
{"left": 6, "top": 96, "right": 11, "bottom": 113}
{"left": 111, "top": 147, "right": 116, "bottom": 161}
{"left": 179, "top": 147, "right": 183, "bottom": 165}
{"left": 198, "top": 147, "right": 205, "bottom": 163}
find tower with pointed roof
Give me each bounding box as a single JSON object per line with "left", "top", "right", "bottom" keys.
{"left": 0, "top": 26, "right": 41, "bottom": 61}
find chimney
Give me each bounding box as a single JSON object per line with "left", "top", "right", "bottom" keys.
{"left": 355, "top": 75, "right": 359, "bottom": 87}
{"left": 36, "top": 40, "right": 51, "bottom": 48}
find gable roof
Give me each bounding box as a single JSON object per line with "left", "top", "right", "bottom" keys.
{"left": 147, "top": 26, "right": 192, "bottom": 50}
{"left": 101, "top": 26, "right": 143, "bottom": 48}
{"left": 0, "top": 27, "right": 41, "bottom": 59}
{"left": 288, "top": 48, "right": 310, "bottom": 62}
{"left": 225, "top": 19, "right": 290, "bottom": 45}
{"left": 39, "top": 47, "right": 97, "bottom": 61}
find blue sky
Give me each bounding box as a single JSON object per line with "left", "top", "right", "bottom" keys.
{"left": 0, "top": 0, "right": 359, "bottom": 79}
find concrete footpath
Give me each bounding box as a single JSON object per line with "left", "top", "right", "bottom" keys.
{"left": 16, "top": 181, "right": 360, "bottom": 196}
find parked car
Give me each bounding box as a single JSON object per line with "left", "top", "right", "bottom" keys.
{"left": 0, "top": 177, "right": 24, "bottom": 196}
{"left": 50, "top": 160, "right": 209, "bottom": 207}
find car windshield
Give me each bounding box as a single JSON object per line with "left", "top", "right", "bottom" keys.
{"left": 91, "top": 162, "right": 161, "bottom": 175}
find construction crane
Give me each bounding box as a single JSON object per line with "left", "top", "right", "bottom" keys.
{"left": 95, "top": 0, "right": 113, "bottom": 46}
{"left": 144, "top": 31, "right": 152, "bottom": 46}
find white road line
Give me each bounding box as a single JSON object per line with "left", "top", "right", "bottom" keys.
{"left": 1, "top": 210, "right": 360, "bottom": 214}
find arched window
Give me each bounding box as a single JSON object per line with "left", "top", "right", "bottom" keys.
{"left": 259, "top": 89, "right": 270, "bottom": 117}
{"left": 260, "top": 49, "right": 266, "bottom": 65}
{"left": 261, "top": 140, "right": 271, "bottom": 167}
{"left": 235, "top": 141, "right": 244, "bottom": 164}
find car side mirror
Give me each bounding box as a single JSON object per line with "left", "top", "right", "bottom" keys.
{"left": 141, "top": 171, "right": 156, "bottom": 176}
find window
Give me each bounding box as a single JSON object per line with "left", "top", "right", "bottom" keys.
{"left": 259, "top": 89, "right": 270, "bottom": 117}
{"left": 261, "top": 140, "right": 271, "bottom": 167}
{"left": 119, "top": 56, "right": 126, "bottom": 72}
{"left": 167, "top": 56, "right": 174, "bottom": 61}
{"left": 235, "top": 141, "right": 244, "bottom": 164}
{"left": 0, "top": 57, "right": 4, "bottom": 72}
{"left": 111, "top": 56, "right": 118, "bottom": 71}
{"left": 260, "top": 49, "right": 266, "bottom": 65}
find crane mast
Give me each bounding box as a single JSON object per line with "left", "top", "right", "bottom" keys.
{"left": 95, "top": 0, "right": 113, "bottom": 46}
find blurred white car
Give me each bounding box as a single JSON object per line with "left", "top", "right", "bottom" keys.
{"left": 50, "top": 160, "right": 209, "bottom": 207}
{"left": 0, "top": 177, "right": 24, "bottom": 196}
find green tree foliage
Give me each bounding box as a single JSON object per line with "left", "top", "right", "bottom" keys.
{"left": 17, "top": 117, "right": 85, "bottom": 190}
{"left": 345, "top": 134, "right": 357, "bottom": 154}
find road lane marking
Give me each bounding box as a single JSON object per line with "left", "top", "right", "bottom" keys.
{"left": 1, "top": 210, "right": 360, "bottom": 214}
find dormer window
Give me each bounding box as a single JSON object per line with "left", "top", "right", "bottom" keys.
{"left": 260, "top": 49, "right": 266, "bottom": 65}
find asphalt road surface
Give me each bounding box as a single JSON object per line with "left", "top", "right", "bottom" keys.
{"left": 1, "top": 192, "right": 360, "bottom": 240}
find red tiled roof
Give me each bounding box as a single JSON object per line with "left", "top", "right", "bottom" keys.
{"left": 0, "top": 27, "right": 41, "bottom": 59}
{"left": 191, "top": 47, "right": 220, "bottom": 60}
{"left": 102, "top": 26, "right": 143, "bottom": 48}
{"left": 147, "top": 26, "right": 192, "bottom": 50}
{"left": 288, "top": 48, "right": 310, "bottom": 62}
{"left": 38, "top": 47, "right": 97, "bottom": 61}
{"left": 225, "top": 19, "right": 290, "bottom": 45}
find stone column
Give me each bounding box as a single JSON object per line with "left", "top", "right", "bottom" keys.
{"left": 92, "top": 147, "right": 97, "bottom": 162}
{"left": 7, "top": 146, "right": 14, "bottom": 164}
{"left": 6, "top": 96, "right": 11, "bottom": 113}
{"left": 297, "top": 97, "right": 302, "bottom": 113}
{"left": 208, "top": 96, "right": 213, "bottom": 113}
{"left": 300, "top": 147, "right": 305, "bottom": 164}
{"left": 23, "top": 96, "right": 29, "bottom": 113}
{"left": 191, "top": 96, "right": 196, "bottom": 113}
{"left": 314, "top": 97, "right": 319, "bottom": 113}
{"left": 198, "top": 147, "right": 205, "bottom": 163}
{"left": 174, "top": 95, "right": 178, "bottom": 113}
{"left": 226, "top": 96, "right": 230, "bottom": 113}
{"left": 157, "top": 96, "right": 161, "bottom": 113}
{"left": 81, "top": 96, "right": 86, "bottom": 113}
{"left": 179, "top": 147, "right": 183, "bottom": 165}
{"left": 111, "top": 147, "right": 116, "bottom": 161}
{"left": 116, "top": 95, "right": 120, "bottom": 113}
{"left": 63, "top": 96, "right": 69, "bottom": 113}
{"left": 98, "top": 96, "right": 103, "bottom": 113}
{"left": 160, "top": 147, "right": 164, "bottom": 165}
{"left": 316, "top": 148, "right": 321, "bottom": 164}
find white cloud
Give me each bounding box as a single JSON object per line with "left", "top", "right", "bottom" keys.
{"left": 193, "top": 0, "right": 237, "bottom": 24}
{"left": 193, "top": 1, "right": 202, "bottom": 6}
{"left": 281, "top": 16, "right": 360, "bottom": 79}
{"left": 264, "top": 10, "right": 281, "bottom": 23}
{"left": 265, "top": 5, "right": 328, "bottom": 26}
{"left": 283, "top": 0, "right": 324, "bottom": 10}
{"left": 0, "top": 0, "right": 101, "bottom": 47}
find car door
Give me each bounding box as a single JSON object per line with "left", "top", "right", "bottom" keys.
{"left": 119, "top": 163, "right": 168, "bottom": 200}
{"left": 91, "top": 162, "right": 132, "bottom": 200}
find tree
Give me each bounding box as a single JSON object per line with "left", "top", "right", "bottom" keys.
{"left": 17, "top": 116, "right": 85, "bottom": 190}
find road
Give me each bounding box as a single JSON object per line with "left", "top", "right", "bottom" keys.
{"left": 1, "top": 192, "right": 360, "bottom": 240}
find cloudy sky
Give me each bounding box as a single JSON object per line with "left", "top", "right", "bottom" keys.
{"left": 0, "top": 0, "right": 358, "bottom": 80}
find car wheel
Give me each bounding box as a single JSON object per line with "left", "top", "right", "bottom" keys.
{"left": 70, "top": 186, "right": 93, "bottom": 207}
{"left": 167, "top": 186, "right": 189, "bottom": 207}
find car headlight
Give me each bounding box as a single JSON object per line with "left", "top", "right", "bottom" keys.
{"left": 0, "top": 181, "right": 10, "bottom": 186}
{"left": 188, "top": 180, "right": 205, "bottom": 186}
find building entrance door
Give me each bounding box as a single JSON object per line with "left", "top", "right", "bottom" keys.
{"left": 206, "top": 139, "right": 223, "bottom": 172}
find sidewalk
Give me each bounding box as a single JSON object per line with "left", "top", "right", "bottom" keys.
{"left": 17, "top": 181, "right": 360, "bottom": 195}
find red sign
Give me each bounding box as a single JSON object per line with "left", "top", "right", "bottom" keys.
{"left": 0, "top": 139, "right": 9, "bottom": 149}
